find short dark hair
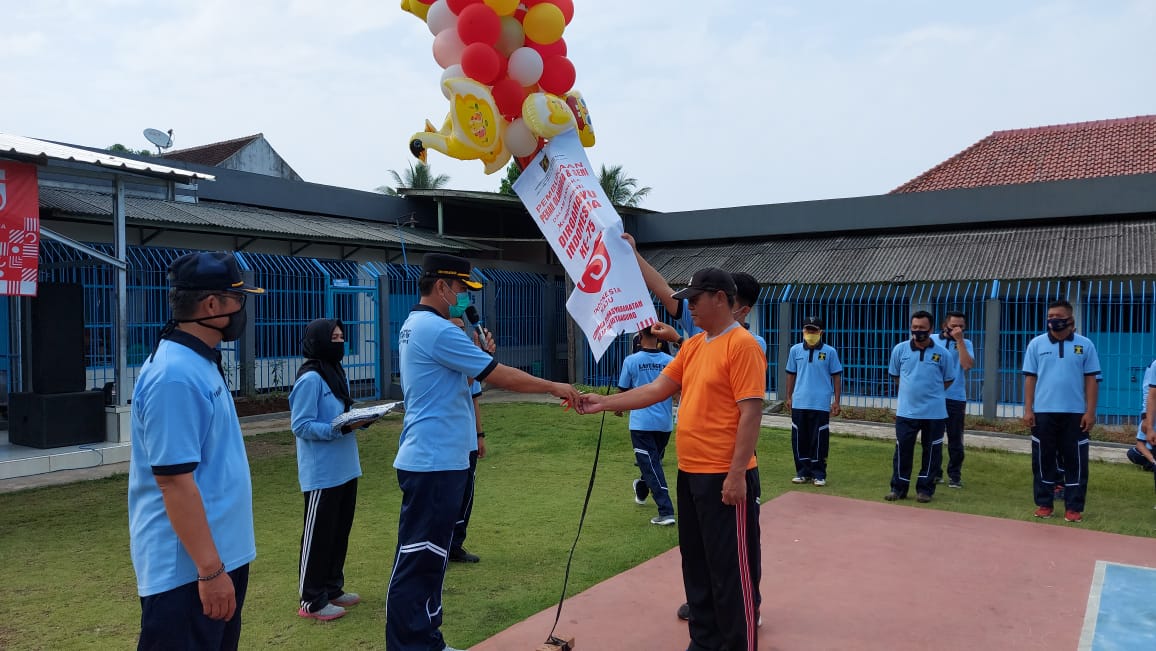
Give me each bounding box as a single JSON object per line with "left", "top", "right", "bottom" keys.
{"left": 731, "top": 272, "right": 760, "bottom": 309}
{"left": 639, "top": 325, "right": 656, "bottom": 340}
{"left": 911, "top": 310, "right": 934, "bottom": 328}
{"left": 1048, "top": 299, "right": 1073, "bottom": 314}
{"left": 169, "top": 288, "right": 214, "bottom": 320}
{"left": 418, "top": 276, "right": 439, "bottom": 296}
{"left": 944, "top": 310, "right": 966, "bottom": 323}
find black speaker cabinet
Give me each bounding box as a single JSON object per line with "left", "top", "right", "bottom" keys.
{"left": 30, "top": 282, "right": 87, "bottom": 394}
{"left": 8, "top": 391, "right": 106, "bottom": 449}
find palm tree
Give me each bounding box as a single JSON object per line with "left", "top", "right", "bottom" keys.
{"left": 376, "top": 162, "right": 451, "bottom": 195}
{"left": 598, "top": 164, "right": 651, "bottom": 208}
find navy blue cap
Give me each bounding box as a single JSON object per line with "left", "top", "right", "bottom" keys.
{"left": 671, "top": 267, "right": 736, "bottom": 300}
{"left": 168, "top": 252, "right": 265, "bottom": 294}
{"left": 422, "top": 253, "right": 483, "bottom": 290}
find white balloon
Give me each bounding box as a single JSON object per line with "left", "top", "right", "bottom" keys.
{"left": 432, "top": 29, "right": 466, "bottom": 69}
{"left": 440, "top": 64, "right": 464, "bottom": 99}
{"left": 507, "top": 47, "right": 544, "bottom": 87}
{"left": 505, "top": 118, "right": 538, "bottom": 157}
{"left": 426, "top": 1, "right": 456, "bottom": 36}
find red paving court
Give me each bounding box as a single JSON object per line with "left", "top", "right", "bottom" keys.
{"left": 474, "top": 492, "right": 1156, "bottom": 651}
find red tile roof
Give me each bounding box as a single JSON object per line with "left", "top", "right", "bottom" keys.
{"left": 891, "top": 115, "right": 1156, "bottom": 194}
{"left": 160, "top": 134, "right": 263, "bottom": 167}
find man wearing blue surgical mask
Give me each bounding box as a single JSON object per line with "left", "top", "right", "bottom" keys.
{"left": 1022, "top": 299, "right": 1100, "bottom": 524}
{"left": 885, "top": 311, "right": 955, "bottom": 504}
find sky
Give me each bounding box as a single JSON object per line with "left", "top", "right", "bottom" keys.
{"left": 2, "top": 0, "right": 1154, "bottom": 213}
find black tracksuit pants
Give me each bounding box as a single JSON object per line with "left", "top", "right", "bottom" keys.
{"left": 299, "top": 478, "right": 358, "bottom": 612}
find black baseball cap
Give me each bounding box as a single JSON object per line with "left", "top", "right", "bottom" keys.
{"left": 422, "top": 253, "right": 483, "bottom": 290}
{"left": 671, "top": 267, "right": 736, "bottom": 300}
{"left": 803, "top": 316, "right": 825, "bottom": 330}
{"left": 168, "top": 252, "right": 265, "bottom": 294}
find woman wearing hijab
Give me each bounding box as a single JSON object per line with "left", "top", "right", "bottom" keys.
{"left": 290, "top": 318, "right": 373, "bottom": 621}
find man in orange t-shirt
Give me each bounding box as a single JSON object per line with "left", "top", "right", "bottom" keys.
{"left": 580, "top": 267, "right": 766, "bottom": 651}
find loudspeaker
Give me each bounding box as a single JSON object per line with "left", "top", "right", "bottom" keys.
{"left": 30, "top": 282, "right": 86, "bottom": 394}
{"left": 8, "top": 391, "right": 106, "bottom": 449}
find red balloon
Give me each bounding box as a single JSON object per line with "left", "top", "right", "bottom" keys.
{"left": 538, "top": 55, "right": 575, "bottom": 95}
{"left": 456, "top": 4, "right": 500, "bottom": 45}
{"left": 461, "top": 43, "right": 502, "bottom": 84}
{"left": 551, "top": 0, "right": 574, "bottom": 24}
{"left": 492, "top": 78, "right": 528, "bottom": 119}
{"left": 446, "top": 0, "right": 481, "bottom": 15}
{"left": 525, "top": 37, "right": 566, "bottom": 59}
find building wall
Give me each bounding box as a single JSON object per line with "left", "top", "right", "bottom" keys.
{"left": 223, "top": 139, "right": 303, "bottom": 182}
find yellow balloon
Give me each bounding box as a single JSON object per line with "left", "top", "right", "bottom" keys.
{"left": 483, "top": 0, "right": 519, "bottom": 17}
{"left": 521, "top": 92, "right": 576, "bottom": 139}
{"left": 400, "top": 0, "right": 431, "bottom": 21}
{"left": 523, "top": 4, "right": 565, "bottom": 44}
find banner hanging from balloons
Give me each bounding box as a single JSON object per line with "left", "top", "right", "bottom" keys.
{"left": 402, "top": 0, "right": 595, "bottom": 174}
{"left": 512, "top": 130, "right": 656, "bottom": 360}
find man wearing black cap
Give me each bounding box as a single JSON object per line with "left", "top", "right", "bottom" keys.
{"left": 386, "top": 253, "right": 581, "bottom": 651}
{"left": 578, "top": 267, "right": 766, "bottom": 651}
{"left": 785, "top": 316, "right": 843, "bottom": 486}
{"left": 128, "top": 251, "right": 264, "bottom": 650}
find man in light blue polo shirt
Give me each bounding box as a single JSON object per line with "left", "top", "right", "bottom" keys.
{"left": 129, "top": 251, "right": 264, "bottom": 649}
{"left": 934, "top": 311, "right": 975, "bottom": 489}
{"left": 387, "top": 253, "right": 580, "bottom": 651}
{"left": 1126, "top": 359, "right": 1156, "bottom": 473}
{"left": 786, "top": 316, "right": 842, "bottom": 486}
{"left": 1023, "top": 300, "right": 1101, "bottom": 523}
{"left": 1140, "top": 360, "right": 1156, "bottom": 499}
{"left": 885, "top": 310, "right": 955, "bottom": 503}
{"left": 618, "top": 325, "right": 676, "bottom": 525}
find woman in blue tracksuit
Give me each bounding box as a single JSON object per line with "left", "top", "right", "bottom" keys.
{"left": 290, "top": 318, "right": 371, "bottom": 621}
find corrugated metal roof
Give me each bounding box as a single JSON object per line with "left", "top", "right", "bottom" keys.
{"left": 641, "top": 221, "right": 1156, "bottom": 284}
{"left": 0, "top": 133, "right": 215, "bottom": 180}
{"left": 38, "top": 188, "right": 476, "bottom": 251}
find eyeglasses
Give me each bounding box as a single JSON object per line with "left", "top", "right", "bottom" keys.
{"left": 213, "top": 292, "right": 247, "bottom": 309}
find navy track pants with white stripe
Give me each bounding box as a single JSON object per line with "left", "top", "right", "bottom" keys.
{"left": 299, "top": 478, "right": 358, "bottom": 612}
{"left": 1031, "top": 412, "right": 1089, "bottom": 512}
{"left": 678, "top": 468, "right": 761, "bottom": 651}
{"left": 791, "top": 408, "right": 831, "bottom": 480}
{"left": 386, "top": 469, "right": 468, "bottom": 651}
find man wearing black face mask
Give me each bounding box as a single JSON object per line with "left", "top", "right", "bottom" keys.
{"left": 1022, "top": 299, "right": 1101, "bottom": 524}
{"left": 885, "top": 311, "right": 955, "bottom": 503}
{"left": 128, "top": 252, "right": 264, "bottom": 650}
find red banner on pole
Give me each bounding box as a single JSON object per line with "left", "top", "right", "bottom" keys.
{"left": 0, "top": 160, "right": 40, "bottom": 296}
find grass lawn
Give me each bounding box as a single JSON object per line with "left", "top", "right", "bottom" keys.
{"left": 1, "top": 402, "right": 1154, "bottom": 649}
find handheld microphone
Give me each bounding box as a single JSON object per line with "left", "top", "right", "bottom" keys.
{"left": 464, "top": 305, "right": 486, "bottom": 344}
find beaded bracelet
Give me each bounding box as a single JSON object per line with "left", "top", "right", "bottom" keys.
{"left": 198, "top": 563, "right": 226, "bottom": 582}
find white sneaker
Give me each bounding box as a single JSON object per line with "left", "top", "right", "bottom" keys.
{"left": 331, "top": 592, "right": 360, "bottom": 607}
{"left": 298, "top": 602, "right": 346, "bottom": 621}
{"left": 650, "top": 514, "right": 676, "bottom": 526}
{"left": 812, "top": 478, "right": 826, "bottom": 486}
{"left": 443, "top": 646, "right": 470, "bottom": 651}
{"left": 632, "top": 479, "right": 648, "bottom": 505}
{"left": 791, "top": 476, "right": 808, "bottom": 484}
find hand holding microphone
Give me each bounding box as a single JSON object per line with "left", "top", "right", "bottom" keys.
{"left": 464, "top": 305, "right": 496, "bottom": 354}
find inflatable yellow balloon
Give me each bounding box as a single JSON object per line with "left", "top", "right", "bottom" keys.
{"left": 409, "top": 77, "right": 509, "bottom": 174}
{"left": 565, "top": 91, "right": 595, "bottom": 147}
{"left": 521, "top": 92, "right": 576, "bottom": 139}
{"left": 400, "top": 0, "right": 431, "bottom": 21}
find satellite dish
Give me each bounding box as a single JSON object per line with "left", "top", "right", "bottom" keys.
{"left": 143, "top": 128, "right": 173, "bottom": 152}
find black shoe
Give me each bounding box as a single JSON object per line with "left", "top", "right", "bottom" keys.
{"left": 884, "top": 492, "right": 904, "bottom": 501}
{"left": 916, "top": 493, "right": 932, "bottom": 503}
{"left": 677, "top": 602, "right": 690, "bottom": 621}
{"left": 449, "top": 547, "right": 480, "bottom": 563}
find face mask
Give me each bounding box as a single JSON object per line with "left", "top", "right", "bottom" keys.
{"left": 911, "top": 330, "right": 930, "bottom": 342}
{"left": 448, "top": 292, "right": 470, "bottom": 318}
{"left": 1047, "top": 318, "right": 1069, "bottom": 332}
{"left": 189, "top": 307, "right": 247, "bottom": 342}
{"left": 319, "top": 340, "right": 345, "bottom": 363}
{"left": 803, "top": 333, "right": 821, "bottom": 346}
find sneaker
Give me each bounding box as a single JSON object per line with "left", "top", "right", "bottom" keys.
{"left": 650, "top": 514, "right": 676, "bottom": 526}
{"left": 812, "top": 478, "right": 826, "bottom": 487}
{"left": 1033, "top": 506, "right": 1054, "bottom": 519}
{"left": 1064, "top": 510, "right": 1083, "bottom": 523}
{"left": 632, "top": 479, "right": 649, "bottom": 505}
{"left": 916, "top": 493, "right": 932, "bottom": 503}
{"left": 330, "top": 592, "right": 360, "bottom": 607}
{"left": 443, "top": 646, "right": 470, "bottom": 651}
{"left": 947, "top": 479, "right": 963, "bottom": 489}
{"left": 791, "top": 476, "right": 810, "bottom": 484}
{"left": 449, "top": 547, "right": 480, "bottom": 563}
{"left": 677, "top": 602, "right": 690, "bottom": 621}
{"left": 934, "top": 476, "right": 944, "bottom": 484}
{"left": 298, "top": 603, "right": 346, "bottom": 621}
{"left": 757, "top": 610, "right": 763, "bottom": 628}
{"left": 884, "top": 492, "right": 903, "bottom": 501}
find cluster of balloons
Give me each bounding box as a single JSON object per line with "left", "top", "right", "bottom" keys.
{"left": 401, "top": 0, "right": 596, "bottom": 174}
